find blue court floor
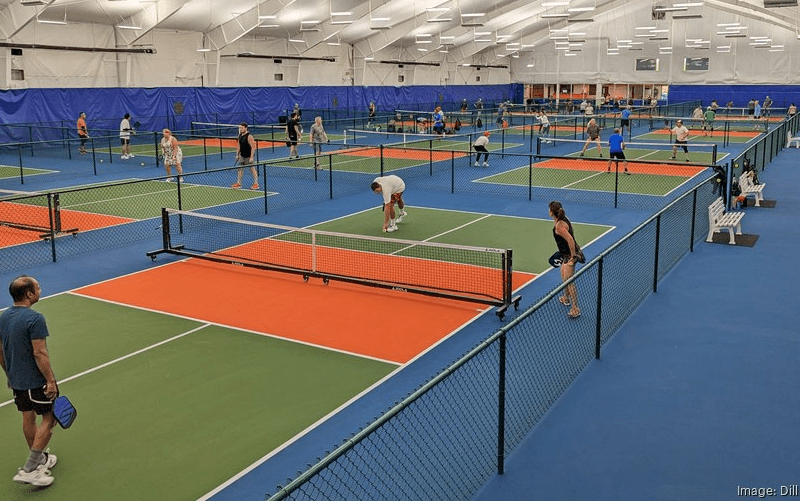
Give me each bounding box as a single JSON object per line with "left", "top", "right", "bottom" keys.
{"left": 471, "top": 149, "right": 800, "bottom": 500}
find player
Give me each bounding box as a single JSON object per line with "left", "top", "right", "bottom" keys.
{"left": 432, "top": 107, "right": 445, "bottom": 136}
{"left": 473, "top": 131, "right": 491, "bottom": 167}
{"left": 620, "top": 105, "right": 632, "bottom": 135}
{"left": 606, "top": 127, "right": 629, "bottom": 174}
{"left": 549, "top": 201, "right": 583, "bottom": 319}
{"left": 232, "top": 123, "right": 259, "bottom": 189}
{"left": 703, "top": 106, "right": 716, "bottom": 137}
{"left": 367, "top": 102, "right": 376, "bottom": 128}
{"left": 670, "top": 119, "right": 691, "bottom": 162}
{"left": 535, "top": 110, "right": 551, "bottom": 143}
{"left": 77, "top": 112, "right": 89, "bottom": 154}
{"left": 579, "top": 118, "right": 602, "bottom": 157}
{"left": 371, "top": 175, "right": 407, "bottom": 233}
{"left": 119, "top": 113, "right": 134, "bottom": 160}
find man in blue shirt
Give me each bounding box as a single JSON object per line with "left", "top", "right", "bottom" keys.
{"left": 606, "top": 128, "right": 630, "bottom": 175}
{"left": 432, "top": 106, "right": 445, "bottom": 135}
{"left": 0, "top": 276, "right": 59, "bottom": 487}
{"left": 620, "top": 106, "right": 632, "bottom": 135}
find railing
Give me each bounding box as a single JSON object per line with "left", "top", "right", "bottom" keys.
{"left": 264, "top": 173, "right": 719, "bottom": 501}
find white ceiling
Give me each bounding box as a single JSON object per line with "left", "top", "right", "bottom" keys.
{"left": 3, "top": 0, "right": 799, "bottom": 63}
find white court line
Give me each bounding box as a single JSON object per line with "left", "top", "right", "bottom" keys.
{"left": 390, "top": 214, "right": 491, "bottom": 255}
{"left": 0, "top": 322, "right": 211, "bottom": 409}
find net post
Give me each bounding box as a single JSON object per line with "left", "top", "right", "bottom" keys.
{"left": 52, "top": 193, "right": 62, "bottom": 233}
{"left": 536, "top": 136, "right": 541, "bottom": 156}
{"left": 712, "top": 144, "right": 717, "bottom": 166}
{"left": 18, "top": 146, "right": 24, "bottom": 184}
{"left": 503, "top": 249, "right": 513, "bottom": 306}
{"left": 161, "top": 208, "right": 171, "bottom": 249}
{"left": 613, "top": 160, "right": 619, "bottom": 209}
{"left": 154, "top": 133, "right": 160, "bottom": 168}
{"left": 46, "top": 193, "right": 56, "bottom": 262}
{"left": 328, "top": 153, "right": 333, "bottom": 200}
{"left": 380, "top": 144, "right": 384, "bottom": 176}
{"left": 203, "top": 138, "right": 208, "bottom": 170}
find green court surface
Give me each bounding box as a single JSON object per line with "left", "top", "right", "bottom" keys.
{"left": 23, "top": 180, "right": 263, "bottom": 219}
{"left": 0, "top": 165, "right": 55, "bottom": 179}
{"left": 477, "top": 163, "right": 705, "bottom": 197}
{"left": 307, "top": 207, "right": 612, "bottom": 274}
{"left": 0, "top": 293, "right": 395, "bottom": 501}
{"left": 634, "top": 130, "right": 758, "bottom": 144}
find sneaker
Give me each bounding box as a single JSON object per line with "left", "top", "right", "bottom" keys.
{"left": 251, "top": 183, "right": 259, "bottom": 190}
{"left": 121, "top": 155, "right": 129, "bottom": 160}
{"left": 13, "top": 467, "right": 54, "bottom": 487}
{"left": 579, "top": 153, "right": 584, "bottom": 157}
{"left": 483, "top": 162, "right": 489, "bottom": 167}
{"left": 624, "top": 170, "right": 631, "bottom": 175}
{"left": 669, "top": 156, "right": 676, "bottom": 160}
{"left": 166, "top": 177, "right": 174, "bottom": 182}
{"left": 178, "top": 177, "right": 184, "bottom": 183}
{"left": 128, "top": 154, "right": 135, "bottom": 158}
{"left": 474, "top": 161, "right": 479, "bottom": 167}
{"left": 399, "top": 210, "right": 408, "bottom": 218}
{"left": 387, "top": 225, "right": 398, "bottom": 232}
{"left": 231, "top": 183, "right": 241, "bottom": 189}
{"left": 396, "top": 216, "right": 403, "bottom": 223}
{"left": 41, "top": 451, "right": 57, "bottom": 470}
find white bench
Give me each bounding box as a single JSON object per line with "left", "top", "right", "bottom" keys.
{"left": 739, "top": 171, "right": 765, "bottom": 207}
{"left": 787, "top": 130, "right": 800, "bottom": 148}
{"left": 707, "top": 197, "right": 744, "bottom": 244}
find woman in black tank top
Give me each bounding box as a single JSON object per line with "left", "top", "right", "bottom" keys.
{"left": 549, "top": 201, "right": 581, "bottom": 318}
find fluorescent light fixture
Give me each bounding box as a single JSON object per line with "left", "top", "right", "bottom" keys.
{"left": 717, "top": 23, "right": 740, "bottom": 27}
{"left": 301, "top": 20, "right": 320, "bottom": 24}
{"left": 651, "top": 29, "right": 670, "bottom": 33}
{"left": 415, "top": 33, "right": 432, "bottom": 37}
{"left": 461, "top": 63, "right": 470, "bottom": 66}
{"left": 474, "top": 31, "right": 491, "bottom": 36}
{"left": 440, "top": 35, "right": 455, "bottom": 40}
{"left": 364, "top": 56, "right": 374, "bottom": 60}
{"left": 542, "top": 1, "right": 569, "bottom": 5}
{"left": 38, "top": 19, "right": 68, "bottom": 25}
{"left": 673, "top": 14, "right": 703, "bottom": 19}
{"left": 259, "top": 24, "right": 279, "bottom": 28}
{"left": 371, "top": 17, "right": 390, "bottom": 21}
{"left": 635, "top": 34, "right": 655, "bottom": 38}
{"left": 417, "top": 48, "right": 428, "bottom": 52}
{"left": 258, "top": 15, "right": 277, "bottom": 19}
{"left": 527, "top": 63, "right": 535, "bottom": 67}
{"left": 426, "top": 7, "right": 449, "bottom": 12}
{"left": 617, "top": 39, "right": 632, "bottom": 43}
{"left": 461, "top": 13, "right": 485, "bottom": 17}
{"left": 636, "top": 26, "right": 657, "bottom": 30}
{"left": 474, "top": 38, "right": 492, "bottom": 42}
{"left": 197, "top": 47, "right": 211, "bottom": 52}
{"left": 570, "top": 32, "right": 586, "bottom": 36}
{"left": 568, "top": 18, "right": 594, "bottom": 23}
{"left": 331, "top": 20, "right": 354, "bottom": 24}
{"left": 716, "top": 45, "right": 731, "bottom": 52}
{"left": 568, "top": 6, "right": 595, "bottom": 11}
{"left": 117, "top": 24, "right": 141, "bottom": 30}
{"left": 541, "top": 13, "right": 569, "bottom": 18}
{"left": 288, "top": 38, "right": 305, "bottom": 43}
{"left": 415, "top": 40, "right": 433, "bottom": 44}
{"left": 550, "top": 35, "right": 569, "bottom": 40}
{"left": 673, "top": 2, "right": 703, "bottom": 6}
{"left": 565, "top": 52, "right": 577, "bottom": 56}
{"left": 427, "top": 18, "right": 452, "bottom": 22}
{"left": 521, "top": 44, "right": 536, "bottom": 49}
{"left": 653, "top": 6, "right": 688, "bottom": 11}
{"left": 331, "top": 12, "right": 352, "bottom": 16}
{"left": 327, "top": 42, "right": 341, "bottom": 46}
{"left": 725, "top": 34, "right": 747, "bottom": 38}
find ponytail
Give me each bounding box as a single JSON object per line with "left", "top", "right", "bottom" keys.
{"left": 548, "top": 201, "right": 566, "bottom": 221}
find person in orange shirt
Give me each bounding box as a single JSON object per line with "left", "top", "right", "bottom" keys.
{"left": 76, "top": 112, "right": 88, "bottom": 154}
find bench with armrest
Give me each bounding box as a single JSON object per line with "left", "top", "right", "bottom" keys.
{"left": 707, "top": 197, "right": 744, "bottom": 244}
{"left": 738, "top": 171, "right": 765, "bottom": 207}
{"left": 787, "top": 130, "right": 800, "bottom": 148}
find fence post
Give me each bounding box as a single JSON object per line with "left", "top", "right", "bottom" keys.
{"left": 595, "top": 256, "right": 604, "bottom": 359}
{"left": 497, "top": 332, "right": 506, "bottom": 475}
{"left": 653, "top": 215, "right": 661, "bottom": 292}
{"left": 690, "top": 189, "right": 697, "bottom": 252}
{"left": 47, "top": 193, "right": 57, "bottom": 263}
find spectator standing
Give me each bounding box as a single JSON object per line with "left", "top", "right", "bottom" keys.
{"left": 76, "top": 112, "right": 88, "bottom": 155}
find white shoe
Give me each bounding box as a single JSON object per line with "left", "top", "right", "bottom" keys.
{"left": 128, "top": 154, "right": 135, "bottom": 158}
{"left": 178, "top": 177, "right": 184, "bottom": 182}
{"left": 121, "top": 155, "right": 129, "bottom": 160}
{"left": 13, "top": 467, "right": 54, "bottom": 487}
{"left": 41, "top": 451, "right": 57, "bottom": 469}
{"left": 387, "top": 225, "right": 398, "bottom": 232}
{"left": 399, "top": 210, "right": 407, "bottom": 217}
{"left": 396, "top": 216, "right": 403, "bottom": 223}
{"left": 166, "top": 177, "right": 174, "bottom": 182}
{"left": 483, "top": 162, "right": 489, "bottom": 167}
{"left": 474, "top": 161, "right": 479, "bottom": 167}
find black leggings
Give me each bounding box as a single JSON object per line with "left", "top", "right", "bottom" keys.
{"left": 474, "top": 145, "right": 489, "bottom": 162}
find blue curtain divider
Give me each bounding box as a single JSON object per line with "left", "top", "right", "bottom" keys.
{"left": 668, "top": 84, "right": 800, "bottom": 109}
{"left": 0, "top": 84, "right": 522, "bottom": 141}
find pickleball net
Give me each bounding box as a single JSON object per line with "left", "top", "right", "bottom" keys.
{"left": 538, "top": 137, "right": 718, "bottom": 165}
{"left": 149, "top": 208, "right": 518, "bottom": 313}
{"left": 0, "top": 193, "right": 77, "bottom": 238}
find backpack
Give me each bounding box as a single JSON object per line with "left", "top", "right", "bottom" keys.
{"left": 454, "top": 118, "right": 462, "bottom": 131}
{"left": 476, "top": 118, "right": 483, "bottom": 128}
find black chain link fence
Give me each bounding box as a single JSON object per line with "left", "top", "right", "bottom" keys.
{"left": 264, "top": 173, "right": 718, "bottom": 501}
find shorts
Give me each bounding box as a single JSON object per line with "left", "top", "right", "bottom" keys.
{"left": 286, "top": 137, "right": 298, "bottom": 146}
{"left": 433, "top": 124, "right": 444, "bottom": 134}
{"left": 589, "top": 135, "right": 599, "bottom": 141}
{"left": 621, "top": 119, "right": 630, "bottom": 127}
{"left": 389, "top": 192, "right": 403, "bottom": 203}
{"left": 674, "top": 140, "right": 689, "bottom": 152}
{"left": 748, "top": 109, "right": 755, "bottom": 115}
{"left": 13, "top": 386, "right": 55, "bottom": 415}
{"left": 120, "top": 138, "right": 130, "bottom": 145}
{"left": 610, "top": 151, "right": 625, "bottom": 160}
